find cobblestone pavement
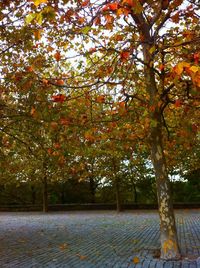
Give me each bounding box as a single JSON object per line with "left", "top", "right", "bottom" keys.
{"left": 0, "top": 210, "right": 200, "bottom": 268}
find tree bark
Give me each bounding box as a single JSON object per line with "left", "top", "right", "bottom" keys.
{"left": 150, "top": 113, "right": 180, "bottom": 259}
{"left": 132, "top": 183, "right": 138, "bottom": 204}
{"left": 31, "top": 185, "right": 36, "bottom": 205}
{"left": 115, "top": 177, "right": 122, "bottom": 212}
{"left": 89, "top": 177, "right": 96, "bottom": 203}
{"left": 142, "top": 38, "right": 181, "bottom": 259}
{"left": 42, "top": 174, "right": 48, "bottom": 213}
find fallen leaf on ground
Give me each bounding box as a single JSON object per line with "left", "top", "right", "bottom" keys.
{"left": 59, "top": 243, "right": 68, "bottom": 250}
{"left": 132, "top": 256, "right": 140, "bottom": 264}
{"left": 76, "top": 254, "right": 87, "bottom": 260}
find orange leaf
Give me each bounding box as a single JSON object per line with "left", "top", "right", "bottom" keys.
{"left": 56, "top": 79, "right": 65, "bottom": 85}
{"left": 42, "top": 78, "right": 49, "bottom": 85}
{"left": 119, "top": 101, "right": 125, "bottom": 108}
{"left": 76, "top": 254, "right": 88, "bottom": 260}
{"left": 96, "top": 95, "right": 105, "bottom": 103}
{"left": 81, "top": 0, "right": 90, "bottom": 7}
{"left": 34, "top": 29, "right": 42, "bottom": 40}
{"left": 30, "top": 107, "right": 36, "bottom": 116}
{"left": 79, "top": 255, "right": 87, "bottom": 260}
{"left": 84, "top": 132, "right": 95, "bottom": 142}
{"left": 174, "top": 62, "right": 190, "bottom": 75}
{"left": 50, "top": 122, "right": 58, "bottom": 129}
{"left": 59, "top": 243, "right": 68, "bottom": 250}
{"left": 26, "top": 66, "right": 34, "bottom": 72}
{"left": 105, "top": 14, "right": 114, "bottom": 23}
{"left": 54, "top": 51, "right": 61, "bottom": 61}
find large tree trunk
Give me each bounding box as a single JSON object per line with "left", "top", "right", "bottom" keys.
{"left": 150, "top": 113, "right": 180, "bottom": 259}
{"left": 142, "top": 41, "right": 181, "bottom": 259}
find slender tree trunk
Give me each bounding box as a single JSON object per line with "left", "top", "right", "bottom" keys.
{"left": 112, "top": 158, "right": 122, "bottom": 212}
{"left": 115, "top": 177, "right": 122, "bottom": 212}
{"left": 42, "top": 174, "right": 48, "bottom": 213}
{"left": 61, "top": 189, "right": 65, "bottom": 204}
{"left": 133, "top": 183, "right": 137, "bottom": 204}
{"left": 31, "top": 185, "right": 36, "bottom": 205}
{"left": 89, "top": 177, "right": 96, "bottom": 203}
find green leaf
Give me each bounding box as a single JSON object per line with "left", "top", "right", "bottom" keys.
{"left": 81, "top": 26, "right": 91, "bottom": 34}
{"left": 150, "top": 119, "right": 158, "bottom": 128}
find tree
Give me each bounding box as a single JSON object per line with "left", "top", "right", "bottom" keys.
{"left": 37, "top": 0, "right": 199, "bottom": 259}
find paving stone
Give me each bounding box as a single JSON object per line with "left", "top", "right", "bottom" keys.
{"left": 0, "top": 210, "right": 199, "bottom": 267}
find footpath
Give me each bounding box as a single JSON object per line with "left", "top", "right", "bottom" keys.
{"left": 0, "top": 210, "right": 199, "bottom": 267}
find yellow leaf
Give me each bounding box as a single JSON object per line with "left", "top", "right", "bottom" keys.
{"left": 133, "top": 256, "right": 140, "bottom": 264}
{"left": 33, "top": 0, "right": 48, "bottom": 6}
{"left": 25, "top": 13, "right": 36, "bottom": 24}
{"left": 174, "top": 62, "right": 190, "bottom": 75}
{"left": 189, "top": 66, "right": 199, "bottom": 73}
{"left": 36, "top": 13, "right": 43, "bottom": 25}
{"left": 149, "top": 46, "right": 156, "bottom": 54}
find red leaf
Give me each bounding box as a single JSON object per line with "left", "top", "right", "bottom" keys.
{"left": 54, "top": 51, "right": 61, "bottom": 61}
{"left": 171, "top": 12, "right": 180, "bottom": 23}
{"left": 60, "top": 118, "right": 70, "bottom": 125}
{"left": 103, "top": 2, "right": 118, "bottom": 11}
{"left": 159, "top": 64, "right": 165, "bottom": 71}
{"left": 81, "top": 0, "right": 90, "bottom": 6}
{"left": 194, "top": 53, "right": 199, "bottom": 64}
{"left": 174, "top": 99, "right": 182, "bottom": 108}
{"left": 52, "top": 94, "right": 66, "bottom": 103}
{"left": 120, "top": 51, "right": 130, "bottom": 62}
{"left": 192, "top": 124, "right": 198, "bottom": 133}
